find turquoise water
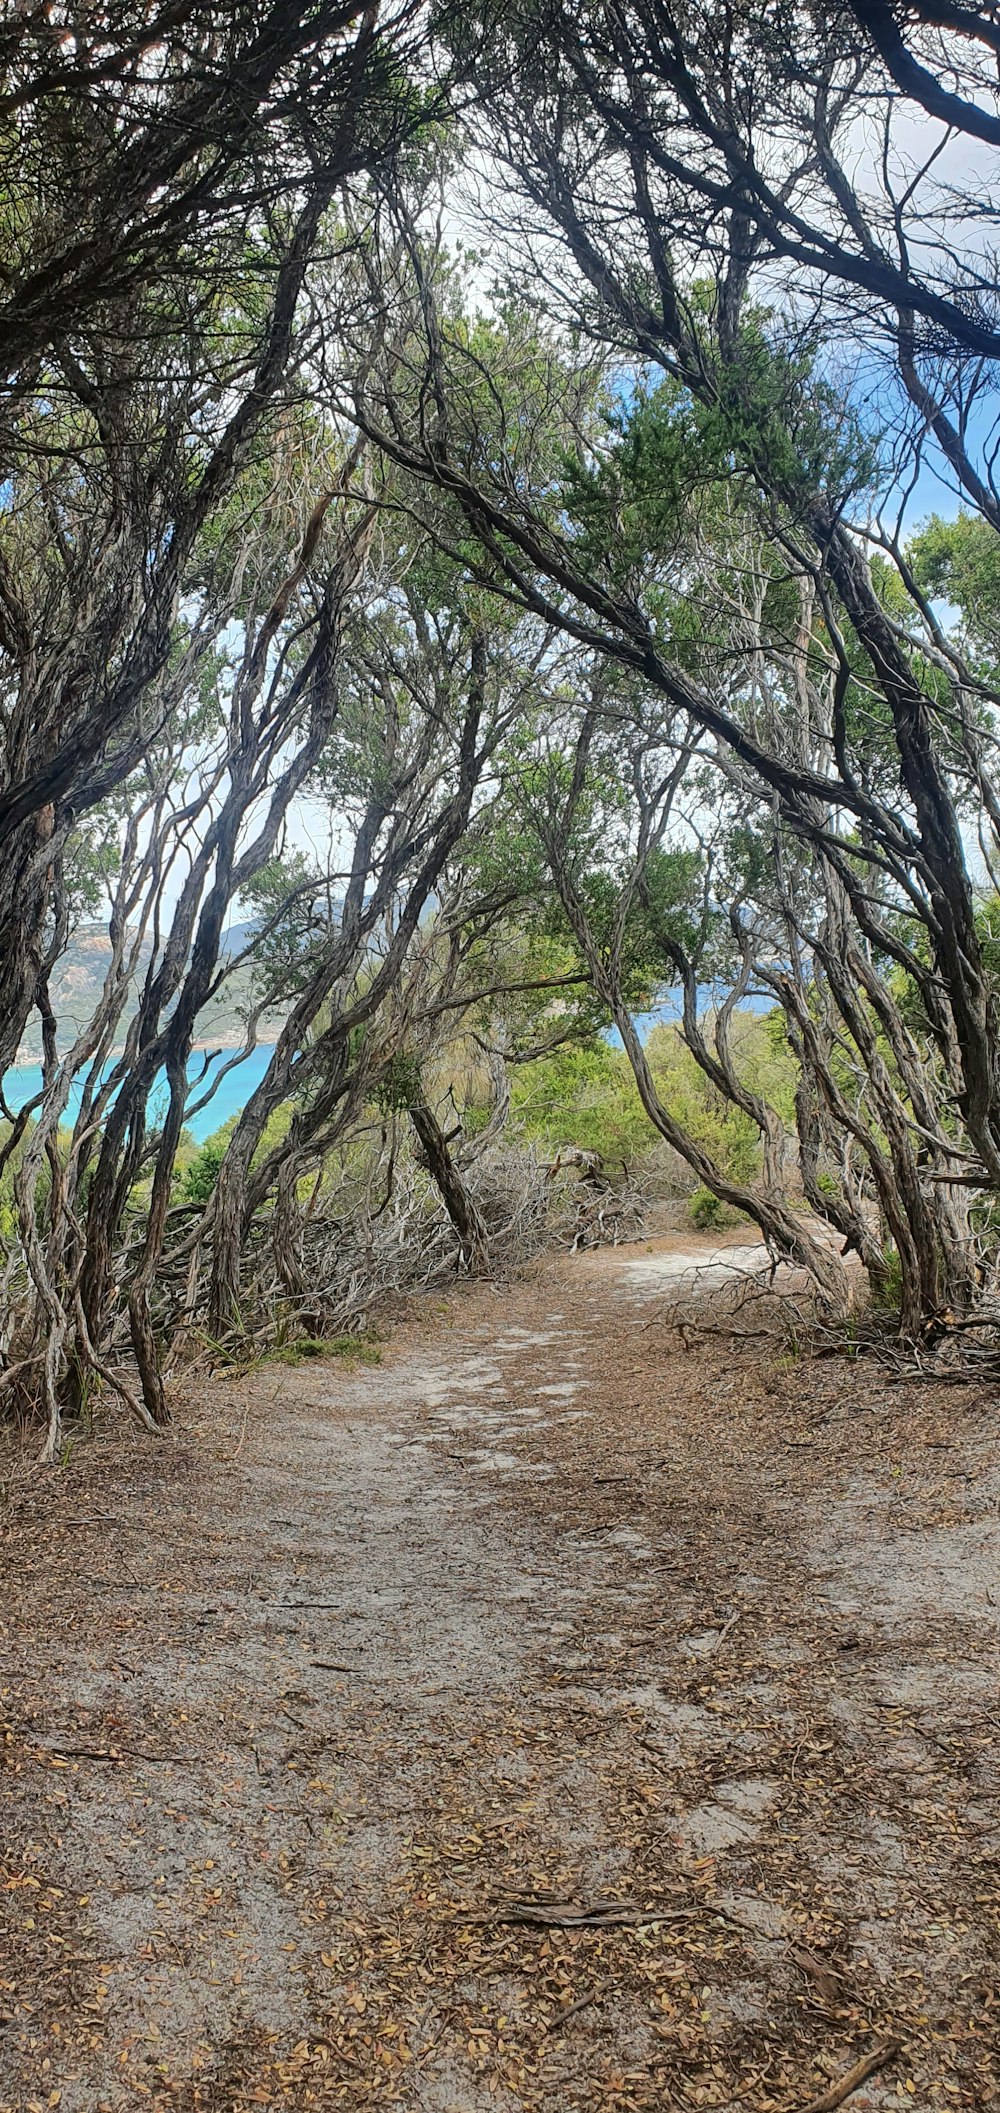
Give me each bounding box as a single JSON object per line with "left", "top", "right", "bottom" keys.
{"left": 2, "top": 1042, "right": 278, "bottom": 1144}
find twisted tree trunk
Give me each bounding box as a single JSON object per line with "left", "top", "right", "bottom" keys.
{"left": 409, "top": 1094, "right": 490, "bottom": 1269}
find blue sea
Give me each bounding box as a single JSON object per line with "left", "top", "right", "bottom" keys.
{"left": 1, "top": 1042, "right": 278, "bottom": 1144}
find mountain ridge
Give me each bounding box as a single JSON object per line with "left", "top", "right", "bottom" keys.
{"left": 11, "top": 919, "right": 285, "bottom": 1066}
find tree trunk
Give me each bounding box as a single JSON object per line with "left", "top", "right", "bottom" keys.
{"left": 409, "top": 1098, "right": 490, "bottom": 1270}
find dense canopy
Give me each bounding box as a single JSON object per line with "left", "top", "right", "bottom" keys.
{"left": 3, "top": 0, "right": 1000, "bottom": 1452}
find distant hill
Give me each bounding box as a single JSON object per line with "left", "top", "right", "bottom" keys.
{"left": 15, "top": 920, "right": 285, "bottom": 1063}
{"left": 219, "top": 919, "right": 260, "bottom": 958}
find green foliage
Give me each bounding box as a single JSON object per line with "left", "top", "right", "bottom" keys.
{"left": 508, "top": 1007, "right": 795, "bottom": 1190}
{"left": 183, "top": 1131, "right": 233, "bottom": 1205}
{"left": 709, "top": 318, "right": 877, "bottom": 506}
{"left": 562, "top": 329, "right": 874, "bottom": 608}
{"left": 376, "top": 1052, "right": 424, "bottom": 1114}
{"left": 269, "top": 1331, "right": 381, "bottom": 1367}
{"left": 62, "top": 815, "right": 122, "bottom": 923}
{"left": 577, "top": 846, "right": 704, "bottom": 999}
{"left": 240, "top": 853, "right": 336, "bottom": 1004}
{"left": 646, "top": 1013, "right": 794, "bottom": 1173}
{"left": 909, "top": 512, "right": 1000, "bottom": 667}
{"left": 688, "top": 1184, "right": 742, "bottom": 1230}
{"left": 325, "top": 1333, "right": 382, "bottom": 1365}
{"left": 562, "top": 374, "right": 722, "bottom": 592}
{"left": 181, "top": 1098, "right": 295, "bottom": 1197}
{"left": 978, "top": 894, "right": 1000, "bottom": 982}
{"left": 870, "top": 1246, "right": 905, "bottom": 1314}
{"left": 0, "top": 1116, "right": 75, "bottom": 1236}
{"left": 0, "top": 1121, "right": 22, "bottom": 1239}
{"left": 510, "top": 1041, "right": 657, "bottom": 1165}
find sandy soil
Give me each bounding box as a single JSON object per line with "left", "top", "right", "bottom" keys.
{"left": 1, "top": 1232, "right": 999, "bottom": 2110}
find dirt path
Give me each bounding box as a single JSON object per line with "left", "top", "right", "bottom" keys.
{"left": 2, "top": 1235, "right": 999, "bottom": 2110}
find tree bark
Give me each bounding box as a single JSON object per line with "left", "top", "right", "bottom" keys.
{"left": 409, "top": 1096, "right": 490, "bottom": 1269}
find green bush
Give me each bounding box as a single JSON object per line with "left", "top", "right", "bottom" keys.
{"left": 870, "top": 1245, "right": 904, "bottom": 1312}
{"left": 503, "top": 1007, "right": 798, "bottom": 1190}
{"left": 183, "top": 1135, "right": 229, "bottom": 1204}
{"left": 688, "top": 1183, "right": 743, "bottom": 1231}
{"left": 178, "top": 1095, "right": 298, "bottom": 1208}
{"left": 510, "top": 1040, "right": 657, "bottom": 1165}
{"left": 646, "top": 1020, "right": 766, "bottom": 1186}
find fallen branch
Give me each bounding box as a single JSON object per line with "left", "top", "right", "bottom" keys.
{"left": 797, "top": 2038, "right": 902, "bottom": 2113}
{"left": 491, "top": 1895, "right": 707, "bottom": 1929}
{"left": 542, "top": 1983, "right": 602, "bottom": 2029}
{"left": 488, "top": 1887, "right": 782, "bottom": 1942}
{"left": 38, "top": 1744, "right": 195, "bottom": 1764}
{"left": 708, "top": 1607, "right": 742, "bottom": 1654}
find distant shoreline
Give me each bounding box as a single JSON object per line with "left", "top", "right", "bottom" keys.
{"left": 10, "top": 1035, "right": 280, "bottom": 1069}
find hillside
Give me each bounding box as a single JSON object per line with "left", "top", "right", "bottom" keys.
{"left": 14, "top": 920, "right": 285, "bottom": 1064}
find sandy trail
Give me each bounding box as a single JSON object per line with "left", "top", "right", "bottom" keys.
{"left": 1, "top": 1233, "right": 998, "bottom": 2109}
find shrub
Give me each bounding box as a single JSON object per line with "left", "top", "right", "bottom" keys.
{"left": 510, "top": 1040, "right": 657, "bottom": 1164}
{"left": 183, "top": 1135, "right": 229, "bottom": 1204}
{"left": 688, "top": 1183, "right": 741, "bottom": 1230}
{"left": 870, "top": 1245, "right": 904, "bottom": 1313}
